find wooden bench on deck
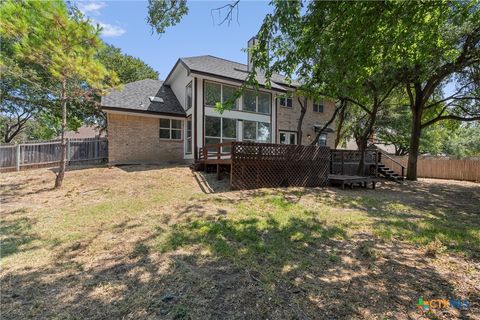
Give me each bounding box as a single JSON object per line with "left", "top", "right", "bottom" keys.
{"left": 328, "top": 174, "right": 379, "bottom": 190}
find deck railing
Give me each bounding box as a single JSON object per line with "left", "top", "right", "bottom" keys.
{"left": 198, "top": 142, "right": 233, "bottom": 161}
{"left": 330, "top": 148, "right": 406, "bottom": 178}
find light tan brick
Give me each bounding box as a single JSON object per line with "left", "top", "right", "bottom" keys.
{"left": 277, "top": 97, "right": 337, "bottom": 148}
{"left": 107, "top": 113, "right": 184, "bottom": 164}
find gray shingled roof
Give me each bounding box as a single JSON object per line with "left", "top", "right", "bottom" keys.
{"left": 101, "top": 79, "right": 185, "bottom": 116}
{"left": 179, "top": 55, "right": 300, "bottom": 91}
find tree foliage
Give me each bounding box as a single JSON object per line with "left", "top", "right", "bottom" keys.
{"left": 147, "top": 0, "right": 188, "bottom": 35}
{"left": 97, "top": 44, "right": 159, "bottom": 84}
{"left": 0, "top": 0, "right": 118, "bottom": 187}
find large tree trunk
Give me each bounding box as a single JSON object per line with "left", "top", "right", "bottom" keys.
{"left": 406, "top": 108, "right": 422, "bottom": 181}
{"left": 296, "top": 97, "right": 307, "bottom": 145}
{"left": 55, "top": 80, "right": 67, "bottom": 189}
{"left": 356, "top": 136, "right": 368, "bottom": 176}
{"left": 334, "top": 104, "right": 346, "bottom": 148}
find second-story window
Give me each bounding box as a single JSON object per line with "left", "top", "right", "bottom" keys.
{"left": 204, "top": 81, "right": 239, "bottom": 109}
{"left": 243, "top": 89, "right": 271, "bottom": 114}
{"left": 185, "top": 82, "right": 192, "bottom": 110}
{"left": 313, "top": 100, "right": 324, "bottom": 113}
{"left": 279, "top": 96, "right": 293, "bottom": 108}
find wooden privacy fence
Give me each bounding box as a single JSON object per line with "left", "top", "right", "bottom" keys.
{"left": 382, "top": 155, "right": 480, "bottom": 182}
{"left": 230, "top": 142, "right": 331, "bottom": 190}
{"left": 0, "top": 137, "right": 108, "bottom": 172}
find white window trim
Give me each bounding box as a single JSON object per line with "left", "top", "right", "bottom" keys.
{"left": 204, "top": 81, "right": 239, "bottom": 110}
{"left": 318, "top": 133, "right": 328, "bottom": 146}
{"left": 243, "top": 89, "right": 271, "bottom": 115}
{"left": 279, "top": 96, "right": 293, "bottom": 108}
{"left": 243, "top": 120, "right": 271, "bottom": 143}
{"left": 313, "top": 100, "right": 324, "bottom": 113}
{"left": 204, "top": 116, "right": 238, "bottom": 145}
{"left": 185, "top": 118, "right": 192, "bottom": 154}
{"left": 279, "top": 131, "right": 297, "bottom": 145}
{"left": 159, "top": 118, "right": 182, "bottom": 140}
{"left": 185, "top": 81, "right": 192, "bottom": 110}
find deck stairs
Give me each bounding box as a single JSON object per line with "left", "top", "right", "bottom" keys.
{"left": 377, "top": 164, "right": 405, "bottom": 183}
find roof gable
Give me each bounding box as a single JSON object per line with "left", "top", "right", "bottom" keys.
{"left": 101, "top": 79, "right": 185, "bottom": 117}
{"left": 170, "top": 55, "right": 299, "bottom": 92}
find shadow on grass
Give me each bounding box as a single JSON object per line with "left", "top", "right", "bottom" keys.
{"left": 314, "top": 180, "right": 480, "bottom": 260}
{"left": 3, "top": 209, "right": 476, "bottom": 319}
{"left": 0, "top": 216, "right": 38, "bottom": 258}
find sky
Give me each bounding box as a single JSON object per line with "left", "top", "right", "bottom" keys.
{"left": 76, "top": 0, "right": 273, "bottom": 79}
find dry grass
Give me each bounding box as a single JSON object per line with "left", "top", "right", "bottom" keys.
{"left": 1, "top": 165, "right": 479, "bottom": 319}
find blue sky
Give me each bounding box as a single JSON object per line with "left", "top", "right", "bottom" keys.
{"left": 77, "top": 0, "right": 273, "bottom": 79}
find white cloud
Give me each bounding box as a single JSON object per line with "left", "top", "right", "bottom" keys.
{"left": 98, "top": 22, "right": 126, "bottom": 37}
{"left": 78, "top": 1, "right": 106, "bottom": 15}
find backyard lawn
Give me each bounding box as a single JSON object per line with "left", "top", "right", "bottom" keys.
{"left": 1, "top": 165, "right": 479, "bottom": 319}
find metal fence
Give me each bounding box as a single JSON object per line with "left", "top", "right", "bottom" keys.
{"left": 0, "top": 137, "right": 108, "bottom": 171}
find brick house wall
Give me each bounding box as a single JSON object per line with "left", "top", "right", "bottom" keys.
{"left": 276, "top": 97, "right": 337, "bottom": 148}
{"left": 107, "top": 113, "right": 184, "bottom": 164}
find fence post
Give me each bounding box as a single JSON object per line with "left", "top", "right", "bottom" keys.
{"left": 16, "top": 144, "right": 21, "bottom": 171}
{"left": 66, "top": 138, "right": 71, "bottom": 166}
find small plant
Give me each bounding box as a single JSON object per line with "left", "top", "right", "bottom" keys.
{"left": 424, "top": 238, "right": 446, "bottom": 258}
{"left": 357, "top": 240, "right": 377, "bottom": 260}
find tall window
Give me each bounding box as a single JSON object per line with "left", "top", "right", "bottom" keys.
{"left": 204, "top": 81, "right": 238, "bottom": 109}
{"left": 313, "top": 100, "right": 324, "bottom": 113}
{"left": 205, "top": 116, "right": 237, "bottom": 151}
{"left": 185, "top": 118, "right": 192, "bottom": 154}
{"left": 318, "top": 133, "right": 327, "bottom": 146}
{"left": 279, "top": 96, "right": 293, "bottom": 108}
{"left": 160, "top": 119, "right": 182, "bottom": 140}
{"left": 185, "top": 82, "right": 192, "bottom": 110}
{"left": 243, "top": 90, "right": 271, "bottom": 114}
{"left": 243, "top": 120, "right": 271, "bottom": 143}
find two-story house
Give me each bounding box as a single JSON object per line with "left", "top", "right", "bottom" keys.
{"left": 101, "top": 39, "right": 336, "bottom": 165}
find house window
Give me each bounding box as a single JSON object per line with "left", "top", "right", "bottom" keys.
{"left": 243, "top": 120, "right": 271, "bottom": 143}
{"left": 279, "top": 96, "right": 293, "bottom": 108}
{"left": 185, "top": 118, "right": 192, "bottom": 154}
{"left": 159, "top": 119, "right": 182, "bottom": 140}
{"left": 205, "top": 82, "right": 221, "bottom": 107}
{"left": 243, "top": 89, "right": 271, "bottom": 114}
{"left": 204, "top": 81, "right": 238, "bottom": 109}
{"left": 313, "top": 100, "right": 324, "bottom": 113}
{"left": 222, "top": 84, "right": 239, "bottom": 109}
{"left": 318, "top": 133, "right": 327, "bottom": 146}
{"left": 279, "top": 131, "right": 297, "bottom": 145}
{"left": 205, "top": 116, "right": 237, "bottom": 152}
{"left": 185, "top": 82, "right": 192, "bottom": 110}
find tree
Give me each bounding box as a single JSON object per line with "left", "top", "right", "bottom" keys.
{"left": 97, "top": 44, "right": 159, "bottom": 84}
{"left": 1, "top": 0, "right": 117, "bottom": 188}
{"left": 390, "top": 1, "right": 480, "bottom": 179}
{"left": 247, "top": 1, "right": 403, "bottom": 174}
{"left": 147, "top": 0, "right": 188, "bottom": 35}
{"left": 0, "top": 36, "right": 55, "bottom": 143}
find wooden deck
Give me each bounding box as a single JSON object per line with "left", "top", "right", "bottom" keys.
{"left": 197, "top": 143, "right": 233, "bottom": 179}
{"left": 328, "top": 174, "right": 378, "bottom": 190}
{"left": 195, "top": 142, "right": 404, "bottom": 189}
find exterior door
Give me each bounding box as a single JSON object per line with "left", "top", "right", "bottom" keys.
{"left": 279, "top": 131, "right": 297, "bottom": 145}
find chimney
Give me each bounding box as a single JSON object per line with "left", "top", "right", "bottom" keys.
{"left": 247, "top": 36, "right": 257, "bottom": 71}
